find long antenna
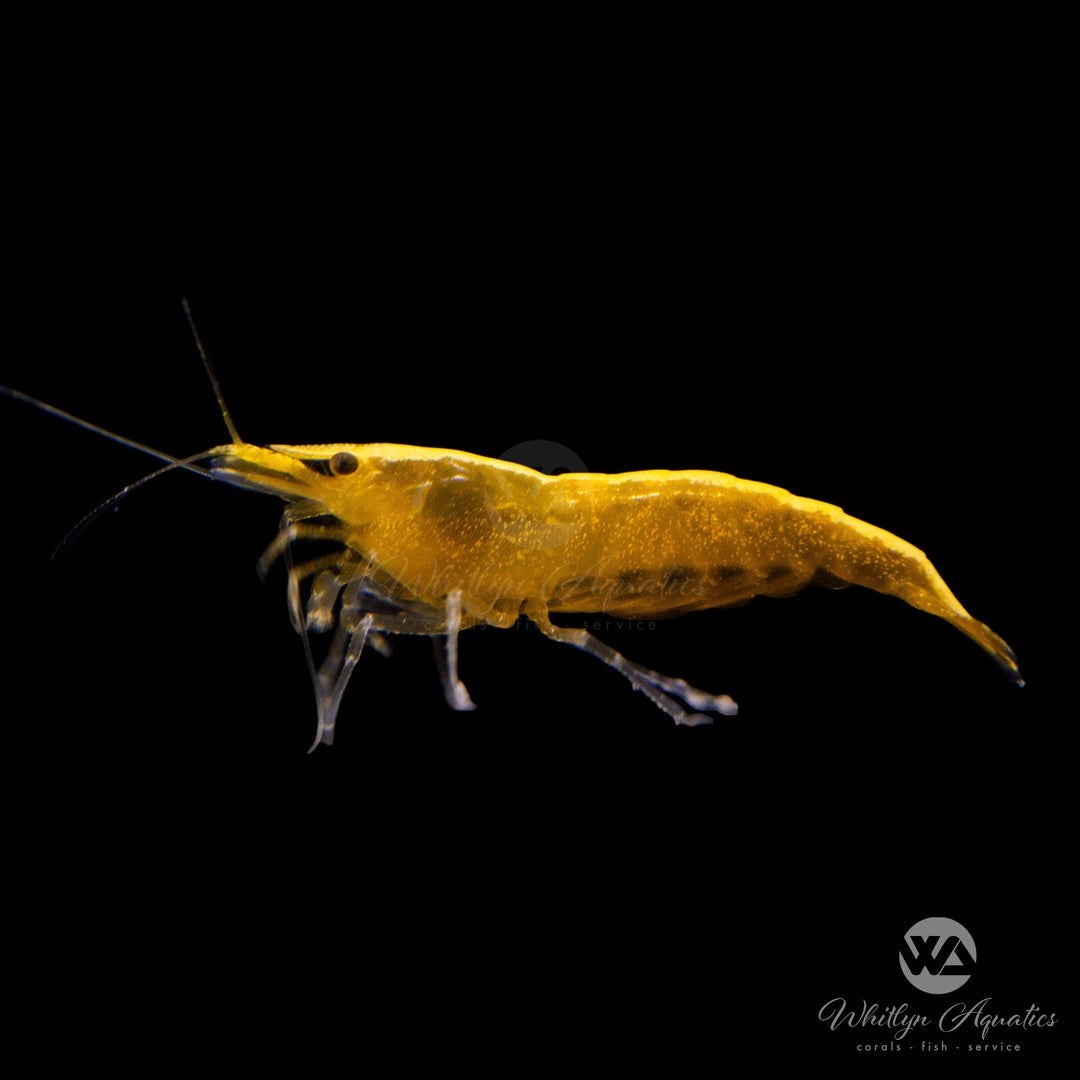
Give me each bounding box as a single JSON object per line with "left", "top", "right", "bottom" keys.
{"left": 0, "top": 384, "right": 227, "bottom": 558}
{"left": 0, "top": 385, "right": 216, "bottom": 472}
{"left": 50, "top": 453, "right": 215, "bottom": 561}
{"left": 181, "top": 297, "right": 242, "bottom": 445}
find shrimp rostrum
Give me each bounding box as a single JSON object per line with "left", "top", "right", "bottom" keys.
{"left": 2, "top": 381, "right": 1022, "bottom": 751}
{"left": 213, "top": 437, "right": 1022, "bottom": 748}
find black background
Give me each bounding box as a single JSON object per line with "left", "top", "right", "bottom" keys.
{"left": 2, "top": 18, "right": 1068, "bottom": 1069}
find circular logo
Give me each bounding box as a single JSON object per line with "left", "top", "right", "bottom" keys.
{"left": 481, "top": 440, "right": 590, "bottom": 551}
{"left": 899, "top": 916, "right": 976, "bottom": 994}
{"left": 498, "top": 440, "right": 588, "bottom": 476}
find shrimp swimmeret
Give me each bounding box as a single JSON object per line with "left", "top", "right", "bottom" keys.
{"left": 0, "top": 316, "right": 1023, "bottom": 751}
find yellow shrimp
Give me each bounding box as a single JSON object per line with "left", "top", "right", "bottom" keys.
{"left": 0, "top": 321, "right": 1023, "bottom": 751}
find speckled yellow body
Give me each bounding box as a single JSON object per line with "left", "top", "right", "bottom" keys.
{"left": 217, "top": 441, "right": 1021, "bottom": 688}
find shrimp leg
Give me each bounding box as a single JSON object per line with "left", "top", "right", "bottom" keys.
{"left": 337, "top": 580, "right": 477, "bottom": 713}
{"left": 430, "top": 590, "right": 476, "bottom": 712}
{"left": 311, "top": 613, "right": 376, "bottom": 750}
{"left": 527, "top": 609, "right": 738, "bottom": 726}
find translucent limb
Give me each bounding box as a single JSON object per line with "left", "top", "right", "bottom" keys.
{"left": 309, "top": 614, "right": 375, "bottom": 751}
{"left": 528, "top": 610, "right": 738, "bottom": 725}
{"left": 257, "top": 523, "right": 351, "bottom": 581}
{"left": 430, "top": 590, "right": 476, "bottom": 711}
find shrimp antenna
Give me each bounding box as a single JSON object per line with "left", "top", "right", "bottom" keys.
{"left": 50, "top": 453, "right": 217, "bottom": 561}
{"left": 182, "top": 297, "right": 242, "bottom": 445}
{"left": 0, "top": 385, "right": 219, "bottom": 474}
{"left": 0, "top": 384, "right": 227, "bottom": 557}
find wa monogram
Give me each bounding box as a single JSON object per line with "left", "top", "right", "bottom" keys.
{"left": 899, "top": 917, "right": 977, "bottom": 993}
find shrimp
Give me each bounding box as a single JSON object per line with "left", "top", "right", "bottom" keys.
{"left": 0, "top": 310, "right": 1023, "bottom": 751}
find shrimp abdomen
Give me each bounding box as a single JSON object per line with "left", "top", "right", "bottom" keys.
{"left": 538, "top": 470, "right": 1021, "bottom": 684}
{"left": 805, "top": 505, "right": 1023, "bottom": 685}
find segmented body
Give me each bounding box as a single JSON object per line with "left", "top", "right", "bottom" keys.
{"left": 215, "top": 439, "right": 1022, "bottom": 748}
{"left": 1, "top": 383, "right": 1023, "bottom": 752}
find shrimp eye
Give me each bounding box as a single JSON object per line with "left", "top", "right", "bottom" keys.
{"left": 329, "top": 451, "right": 359, "bottom": 476}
